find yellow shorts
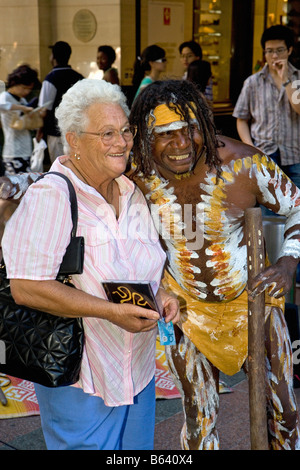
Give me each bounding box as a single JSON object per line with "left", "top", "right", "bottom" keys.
{"left": 162, "top": 271, "right": 284, "bottom": 375}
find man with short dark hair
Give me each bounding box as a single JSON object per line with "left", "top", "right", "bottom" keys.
{"left": 179, "top": 40, "right": 203, "bottom": 77}
{"left": 38, "top": 41, "right": 84, "bottom": 162}
{"left": 233, "top": 25, "right": 300, "bottom": 188}
{"left": 179, "top": 40, "right": 213, "bottom": 102}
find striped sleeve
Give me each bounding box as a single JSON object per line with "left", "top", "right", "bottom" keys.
{"left": 232, "top": 77, "right": 253, "bottom": 120}
{"left": 2, "top": 179, "right": 73, "bottom": 280}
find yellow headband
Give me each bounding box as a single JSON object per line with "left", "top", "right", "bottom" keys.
{"left": 148, "top": 103, "right": 196, "bottom": 127}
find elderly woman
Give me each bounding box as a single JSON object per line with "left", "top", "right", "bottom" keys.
{"left": 1, "top": 79, "right": 179, "bottom": 450}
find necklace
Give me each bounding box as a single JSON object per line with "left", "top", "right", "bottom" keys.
{"left": 161, "top": 146, "right": 207, "bottom": 181}
{"left": 68, "top": 159, "right": 89, "bottom": 184}
{"left": 174, "top": 171, "right": 193, "bottom": 180}
{"left": 68, "top": 159, "right": 115, "bottom": 203}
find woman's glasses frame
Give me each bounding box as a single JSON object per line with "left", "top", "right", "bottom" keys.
{"left": 80, "top": 125, "right": 137, "bottom": 145}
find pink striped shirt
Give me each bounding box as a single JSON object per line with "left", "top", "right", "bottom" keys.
{"left": 2, "top": 156, "right": 166, "bottom": 406}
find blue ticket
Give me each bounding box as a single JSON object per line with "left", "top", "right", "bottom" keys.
{"left": 157, "top": 318, "right": 176, "bottom": 346}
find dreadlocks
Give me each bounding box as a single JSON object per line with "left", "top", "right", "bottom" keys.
{"left": 129, "top": 79, "right": 222, "bottom": 180}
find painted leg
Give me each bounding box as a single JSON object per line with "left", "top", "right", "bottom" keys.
{"left": 165, "top": 326, "right": 220, "bottom": 450}
{"left": 264, "top": 306, "right": 300, "bottom": 449}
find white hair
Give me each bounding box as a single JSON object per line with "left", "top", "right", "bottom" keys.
{"left": 55, "top": 79, "right": 130, "bottom": 154}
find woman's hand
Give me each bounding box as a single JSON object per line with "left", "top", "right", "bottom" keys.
{"left": 109, "top": 289, "right": 180, "bottom": 333}
{"left": 109, "top": 302, "right": 160, "bottom": 333}
{"left": 106, "top": 287, "right": 180, "bottom": 333}
{"left": 157, "top": 287, "right": 180, "bottom": 324}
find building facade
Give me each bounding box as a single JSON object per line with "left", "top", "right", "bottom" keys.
{"left": 0, "top": 1, "right": 298, "bottom": 119}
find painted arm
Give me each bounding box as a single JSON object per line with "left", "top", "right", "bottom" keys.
{"left": 0, "top": 173, "right": 41, "bottom": 200}
{"left": 249, "top": 166, "right": 300, "bottom": 299}
{"left": 249, "top": 254, "right": 299, "bottom": 300}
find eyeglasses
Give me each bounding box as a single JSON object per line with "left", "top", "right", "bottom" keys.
{"left": 155, "top": 58, "right": 167, "bottom": 63}
{"left": 80, "top": 125, "right": 137, "bottom": 145}
{"left": 264, "top": 47, "right": 287, "bottom": 55}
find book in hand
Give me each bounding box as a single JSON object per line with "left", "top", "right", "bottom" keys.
{"left": 102, "top": 281, "right": 175, "bottom": 345}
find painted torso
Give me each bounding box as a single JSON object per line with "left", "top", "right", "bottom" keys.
{"left": 136, "top": 136, "right": 299, "bottom": 302}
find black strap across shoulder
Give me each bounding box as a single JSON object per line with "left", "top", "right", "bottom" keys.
{"left": 35, "top": 171, "right": 84, "bottom": 277}
{"left": 36, "top": 171, "right": 78, "bottom": 238}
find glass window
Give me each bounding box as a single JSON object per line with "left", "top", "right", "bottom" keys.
{"left": 193, "top": 0, "right": 233, "bottom": 103}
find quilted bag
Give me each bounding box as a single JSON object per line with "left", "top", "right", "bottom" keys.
{"left": 0, "top": 172, "right": 85, "bottom": 387}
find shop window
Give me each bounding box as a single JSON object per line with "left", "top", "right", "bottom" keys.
{"left": 193, "top": 0, "right": 233, "bottom": 103}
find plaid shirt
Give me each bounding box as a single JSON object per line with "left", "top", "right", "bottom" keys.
{"left": 233, "top": 63, "right": 300, "bottom": 165}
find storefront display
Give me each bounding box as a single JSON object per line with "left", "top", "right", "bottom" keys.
{"left": 193, "top": 0, "right": 233, "bottom": 103}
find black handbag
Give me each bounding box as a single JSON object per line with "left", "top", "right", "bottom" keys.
{"left": 0, "top": 172, "right": 85, "bottom": 387}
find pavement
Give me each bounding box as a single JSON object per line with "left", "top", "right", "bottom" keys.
{"left": 1, "top": 286, "right": 300, "bottom": 451}
{"left": 154, "top": 370, "right": 252, "bottom": 450}
{"left": 1, "top": 370, "right": 299, "bottom": 451}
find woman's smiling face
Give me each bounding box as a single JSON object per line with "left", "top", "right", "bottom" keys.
{"left": 76, "top": 102, "right": 132, "bottom": 183}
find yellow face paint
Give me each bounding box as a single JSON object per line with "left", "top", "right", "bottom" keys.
{"left": 148, "top": 103, "right": 196, "bottom": 128}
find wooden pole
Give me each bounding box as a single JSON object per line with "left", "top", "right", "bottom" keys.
{"left": 245, "top": 208, "right": 269, "bottom": 450}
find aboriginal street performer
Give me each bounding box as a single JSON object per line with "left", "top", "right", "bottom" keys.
{"left": 129, "top": 80, "right": 300, "bottom": 450}
{"left": 0, "top": 79, "right": 300, "bottom": 450}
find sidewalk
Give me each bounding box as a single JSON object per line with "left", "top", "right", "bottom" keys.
{"left": 1, "top": 289, "right": 300, "bottom": 451}
{"left": 0, "top": 374, "right": 248, "bottom": 451}
{"left": 3, "top": 371, "right": 300, "bottom": 451}
{"left": 154, "top": 378, "right": 251, "bottom": 450}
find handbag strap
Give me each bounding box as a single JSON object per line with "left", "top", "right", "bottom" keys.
{"left": 35, "top": 171, "right": 78, "bottom": 238}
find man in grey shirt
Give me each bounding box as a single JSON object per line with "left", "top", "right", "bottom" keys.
{"left": 233, "top": 24, "right": 300, "bottom": 188}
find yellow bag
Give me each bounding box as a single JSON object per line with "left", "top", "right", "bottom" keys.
{"left": 10, "top": 110, "right": 43, "bottom": 130}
